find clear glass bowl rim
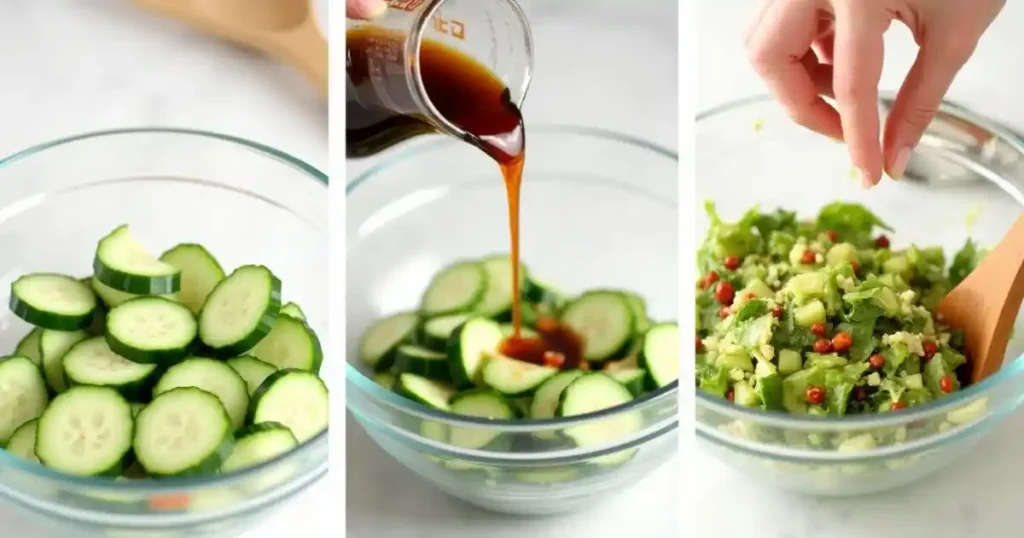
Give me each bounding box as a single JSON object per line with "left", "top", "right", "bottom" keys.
{"left": 695, "top": 93, "right": 1024, "bottom": 430}
{"left": 0, "top": 127, "right": 328, "bottom": 492}
{"left": 345, "top": 124, "right": 679, "bottom": 430}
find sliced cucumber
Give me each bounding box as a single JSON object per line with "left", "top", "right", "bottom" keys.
{"left": 394, "top": 345, "right": 450, "bottom": 381}
{"left": 36, "top": 386, "right": 133, "bottom": 476}
{"left": 474, "top": 254, "right": 528, "bottom": 319}
{"left": 198, "top": 265, "right": 281, "bottom": 356}
{"left": 105, "top": 297, "right": 196, "bottom": 365}
{"left": 90, "top": 277, "right": 177, "bottom": 308}
{"left": 250, "top": 315, "right": 323, "bottom": 373}
{"left": 448, "top": 389, "right": 517, "bottom": 449}
{"left": 557, "top": 373, "right": 642, "bottom": 466}
{"left": 640, "top": 323, "right": 679, "bottom": 389}
{"left": 395, "top": 373, "right": 454, "bottom": 410}
{"left": 154, "top": 357, "right": 250, "bottom": 432}
{"left": 358, "top": 311, "right": 419, "bottom": 372}
{"left": 159, "top": 243, "right": 225, "bottom": 316}
{"left": 419, "top": 314, "right": 469, "bottom": 351}
{"left": 481, "top": 354, "right": 558, "bottom": 397}
{"left": 446, "top": 317, "right": 503, "bottom": 388}
{"left": 0, "top": 356, "right": 49, "bottom": 445}
{"left": 5, "top": 418, "right": 39, "bottom": 463}
{"left": 40, "top": 329, "right": 89, "bottom": 394}
{"left": 279, "top": 302, "right": 306, "bottom": 321}
{"left": 10, "top": 273, "right": 98, "bottom": 331}
{"left": 93, "top": 225, "right": 181, "bottom": 294}
{"left": 226, "top": 355, "right": 277, "bottom": 395}
{"left": 606, "top": 368, "right": 647, "bottom": 396}
{"left": 221, "top": 422, "right": 298, "bottom": 473}
{"left": 14, "top": 328, "right": 43, "bottom": 369}
{"left": 560, "top": 291, "right": 636, "bottom": 362}
{"left": 420, "top": 261, "right": 487, "bottom": 316}
{"left": 529, "top": 370, "right": 584, "bottom": 440}
{"left": 248, "top": 369, "right": 328, "bottom": 443}
{"left": 134, "top": 387, "right": 234, "bottom": 477}
{"left": 63, "top": 337, "right": 159, "bottom": 401}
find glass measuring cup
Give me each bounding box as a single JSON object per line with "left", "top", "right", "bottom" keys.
{"left": 346, "top": 0, "right": 534, "bottom": 157}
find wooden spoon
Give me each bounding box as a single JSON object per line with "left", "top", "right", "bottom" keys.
{"left": 129, "top": 0, "right": 327, "bottom": 97}
{"left": 937, "top": 213, "right": 1024, "bottom": 383}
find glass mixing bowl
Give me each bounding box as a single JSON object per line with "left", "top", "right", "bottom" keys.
{"left": 346, "top": 126, "right": 678, "bottom": 515}
{"left": 696, "top": 94, "right": 1024, "bottom": 496}
{"left": 0, "top": 129, "right": 328, "bottom": 536}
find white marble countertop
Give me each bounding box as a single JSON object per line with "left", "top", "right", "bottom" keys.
{"left": 697, "top": 3, "right": 1024, "bottom": 537}
{"left": 0, "top": 1, "right": 328, "bottom": 537}
{"left": 345, "top": 1, "right": 679, "bottom": 537}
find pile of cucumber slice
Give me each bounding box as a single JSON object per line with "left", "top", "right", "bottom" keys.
{"left": 358, "top": 255, "right": 679, "bottom": 461}
{"left": 1, "top": 225, "right": 328, "bottom": 480}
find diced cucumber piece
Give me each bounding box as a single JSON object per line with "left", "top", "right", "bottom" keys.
{"left": 560, "top": 291, "right": 635, "bottom": 362}
{"left": 198, "top": 265, "right": 281, "bottom": 356}
{"left": 226, "top": 355, "right": 278, "bottom": 395}
{"left": 36, "top": 386, "right": 133, "bottom": 476}
{"left": 90, "top": 276, "right": 177, "bottom": 308}
{"left": 134, "top": 387, "right": 234, "bottom": 477}
{"left": 10, "top": 273, "right": 98, "bottom": 331}
{"left": 105, "top": 297, "right": 196, "bottom": 365}
{"left": 420, "top": 261, "right": 487, "bottom": 316}
{"left": 777, "top": 349, "right": 803, "bottom": 375}
{"left": 420, "top": 314, "right": 470, "bottom": 351}
{"left": 606, "top": 368, "right": 646, "bottom": 396}
{"left": 640, "top": 323, "right": 679, "bottom": 388}
{"left": 14, "top": 328, "right": 43, "bottom": 369}
{"left": 158, "top": 243, "right": 225, "bottom": 316}
{"left": 5, "top": 418, "right": 38, "bottom": 463}
{"left": 557, "top": 373, "right": 642, "bottom": 466}
{"left": 279, "top": 302, "right": 306, "bottom": 321}
{"left": 474, "top": 254, "right": 527, "bottom": 318}
{"left": 248, "top": 369, "right": 328, "bottom": 443}
{"left": 220, "top": 422, "right": 298, "bottom": 473}
{"left": 481, "top": 353, "right": 558, "bottom": 396}
{"left": 394, "top": 345, "right": 450, "bottom": 381}
{"left": 63, "top": 337, "right": 159, "bottom": 401}
{"left": 793, "top": 300, "right": 826, "bottom": 327}
{"left": 448, "top": 389, "right": 517, "bottom": 449}
{"left": 0, "top": 356, "right": 49, "bottom": 445}
{"left": 93, "top": 225, "right": 181, "bottom": 294}
{"left": 39, "top": 329, "right": 89, "bottom": 394}
{"left": 395, "top": 373, "right": 455, "bottom": 410}
{"left": 154, "top": 357, "right": 250, "bottom": 432}
{"left": 446, "top": 317, "right": 503, "bottom": 388}
{"left": 250, "top": 315, "right": 323, "bottom": 373}
{"left": 358, "top": 312, "right": 419, "bottom": 372}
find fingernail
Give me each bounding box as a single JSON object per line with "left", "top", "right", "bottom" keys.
{"left": 890, "top": 146, "right": 911, "bottom": 180}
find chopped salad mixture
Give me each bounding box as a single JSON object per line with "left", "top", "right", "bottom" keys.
{"left": 695, "top": 201, "right": 986, "bottom": 416}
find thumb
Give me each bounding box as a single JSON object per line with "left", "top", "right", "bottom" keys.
{"left": 882, "top": 40, "right": 976, "bottom": 179}
{"left": 348, "top": 0, "right": 388, "bottom": 20}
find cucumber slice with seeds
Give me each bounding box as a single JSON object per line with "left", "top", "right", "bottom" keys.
{"left": 105, "top": 297, "right": 196, "bottom": 365}
{"left": 154, "top": 357, "right": 250, "bottom": 432}
{"left": 279, "top": 302, "right": 306, "bottom": 320}
{"left": 158, "top": 243, "right": 225, "bottom": 316}
{"left": 199, "top": 265, "right": 281, "bottom": 356}
{"left": 247, "top": 369, "right": 328, "bottom": 443}
{"left": 6, "top": 418, "right": 39, "bottom": 462}
{"left": 93, "top": 225, "right": 181, "bottom": 294}
{"left": 40, "top": 329, "right": 89, "bottom": 394}
{"left": 220, "top": 422, "right": 297, "bottom": 473}
{"left": 10, "top": 274, "right": 98, "bottom": 331}
{"left": 481, "top": 354, "right": 558, "bottom": 397}
{"left": 640, "top": 323, "right": 679, "bottom": 389}
{"left": 446, "top": 317, "right": 503, "bottom": 388}
{"left": 395, "top": 373, "right": 454, "bottom": 410}
{"left": 251, "top": 315, "right": 322, "bottom": 373}
{"left": 90, "top": 277, "right": 177, "bottom": 308}
{"left": 14, "top": 328, "right": 43, "bottom": 369}
{"left": 394, "top": 345, "right": 450, "bottom": 381}
{"left": 226, "top": 355, "right": 277, "bottom": 395}
{"left": 560, "top": 291, "right": 636, "bottom": 362}
{"left": 63, "top": 337, "right": 159, "bottom": 401}
{"left": 36, "top": 386, "right": 133, "bottom": 476}
{"left": 420, "top": 261, "right": 487, "bottom": 316}
{"left": 358, "top": 312, "right": 418, "bottom": 372}
{"left": 133, "top": 387, "right": 234, "bottom": 477}
{"left": 0, "top": 356, "right": 49, "bottom": 445}
{"left": 419, "top": 314, "right": 469, "bottom": 351}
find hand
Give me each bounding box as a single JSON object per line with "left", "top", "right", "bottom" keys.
{"left": 745, "top": 0, "right": 1005, "bottom": 187}
{"left": 348, "top": 0, "right": 388, "bottom": 20}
